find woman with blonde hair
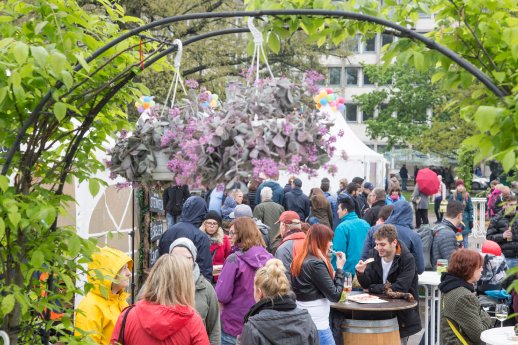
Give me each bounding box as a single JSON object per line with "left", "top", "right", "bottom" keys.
{"left": 291, "top": 224, "right": 346, "bottom": 345}
{"left": 216, "top": 217, "right": 273, "bottom": 345}
{"left": 309, "top": 187, "right": 333, "bottom": 228}
{"left": 240, "top": 259, "right": 318, "bottom": 344}
{"left": 110, "top": 254, "right": 209, "bottom": 345}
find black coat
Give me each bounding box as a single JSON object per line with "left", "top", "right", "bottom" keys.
{"left": 283, "top": 188, "right": 311, "bottom": 221}
{"left": 291, "top": 255, "right": 345, "bottom": 302}
{"left": 163, "top": 185, "right": 190, "bottom": 216}
{"left": 362, "top": 200, "right": 386, "bottom": 226}
{"left": 158, "top": 196, "right": 213, "bottom": 281}
{"left": 486, "top": 212, "right": 518, "bottom": 259}
{"left": 356, "top": 242, "right": 421, "bottom": 338}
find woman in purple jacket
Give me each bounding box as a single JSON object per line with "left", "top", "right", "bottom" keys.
{"left": 215, "top": 217, "right": 273, "bottom": 345}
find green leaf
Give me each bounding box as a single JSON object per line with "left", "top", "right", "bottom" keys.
{"left": 53, "top": 102, "right": 67, "bottom": 122}
{"left": 502, "top": 150, "right": 516, "bottom": 172}
{"left": 30, "top": 46, "right": 49, "bottom": 67}
{"left": 1, "top": 294, "right": 15, "bottom": 315}
{"left": 31, "top": 250, "right": 45, "bottom": 268}
{"left": 13, "top": 41, "right": 29, "bottom": 64}
{"left": 0, "top": 218, "right": 5, "bottom": 240}
{"left": 431, "top": 71, "right": 445, "bottom": 84}
{"left": 0, "top": 86, "right": 7, "bottom": 106}
{"left": 61, "top": 70, "right": 73, "bottom": 89}
{"left": 267, "top": 33, "right": 280, "bottom": 54}
{"left": 473, "top": 106, "right": 499, "bottom": 130}
{"left": 8, "top": 210, "right": 20, "bottom": 227}
{"left": 88, "top": 178, "right": 100, "bottom": 197}
{"left": 49, "top": 52, "right": 67, "bottom": 75}
{"left": 34, "top": 21, "right": 48, "bottom": 34}
{"left": 68, "top": 236, "right": 81, "bottom": 257}
{"left": 492, "top": 72, "right": 506, "bottom": 83}
{"left": 413, "top": 52, "right": 425, "bottom": 71}
{"left": 74, "top": 53, "right": 90, "bottom": 72}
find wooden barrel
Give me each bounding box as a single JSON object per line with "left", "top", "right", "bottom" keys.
{"left": 341, "top": 317, "right": 400, "bottom": 345}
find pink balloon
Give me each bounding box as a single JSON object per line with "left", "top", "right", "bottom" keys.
{"left": 337, "top": 97, "right": 345, "bottom": 104}
{"left": 326, "top": 88, "right": 334, "bottom": 94}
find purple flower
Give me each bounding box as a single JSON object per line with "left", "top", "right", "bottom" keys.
{"left": 161, "top": 130, "right": 175, "bottom": 147}
{"left": 338, "top": 129, "right": 344, "bottom": 137}
{"left": 319, "top": 126, "right": 328, "bottom": 136}
{"left": 283, "top": 122, "right": 294, "bottom": 135}
{"left": 105, "top": 160, "right": 112, "bottom": 168}
{"left": 207, "top": 146, "right": 215, "bottom": 153}
{"left": 198, "top": 91, "right": 210, "bottom": 103}
{"left": 109, "top": 171, "right": 118, "bottom": 180}
{"left": 119, "top": 129, "right": 128, "bottom": 139}
{"left": 251, "top": 158, "right": 279, "bottom": 179}
{"left": 169, "top": 107, "right": 181, "bottom": 118}
{"left": 116, "top": 182, "right": 131, "bottom": 189}
{"left": 185, "top": 79, "right": 199, "bottom": 89}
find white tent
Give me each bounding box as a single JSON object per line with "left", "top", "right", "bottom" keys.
{"left": 280, "top": 109, "right": 387, "bottom": 194}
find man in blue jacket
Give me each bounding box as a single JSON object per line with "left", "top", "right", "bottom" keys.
{"left": 283, "top": 178, "right": 310, "bottom": 221}
{"left": 332, "top": 195, "right": 370, "bottom": 276}
{"left": 360, "top": 200, "right": 425, "bottom": 274}
{"left": 158, "top": 196, "right": 213, "bottom": 281}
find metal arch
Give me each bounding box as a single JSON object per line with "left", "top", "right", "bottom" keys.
{"left": 1, "top": 9, "right": 508, "bottom": 176}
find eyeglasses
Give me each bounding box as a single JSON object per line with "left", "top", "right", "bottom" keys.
{"left": 229, "top": 231, "right": 236, "bottom": 236}
{"left": 205, "top": 221, "right": 218, "bottom": 226}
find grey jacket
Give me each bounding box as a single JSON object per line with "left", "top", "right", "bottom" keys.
{"left": 195, "top": 276, "right": 221, "bottom": 345}
{"left": 431, "top": 222, "right": 458, "bottom": 269}
{"left": 412, "top": 184, "right": 429, "bottom": 209}
{"left": 239, "top": 307, "right": 319, "bottom": 345}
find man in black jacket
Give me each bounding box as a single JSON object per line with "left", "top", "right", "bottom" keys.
{"left": 486, "top": 195, "right": 518, "bottom": 268}
{"left": 283, "top": 178, "right": 310, "bottom": 221}
{"left": 163, "top": 183, "right": 190, "bottom": 228}
{"left": 158, "top": 196, "right": 213, "bottom": 281}
{"left": 362, "top": 187, "right": 386, "bottom": 226}
{"left": 356, "top": 224, "right": 421, "bottom": 343}
{"left": 430, "top": 200, "right": 464, "bottom": 269}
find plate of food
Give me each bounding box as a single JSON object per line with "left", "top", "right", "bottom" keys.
{"left": 347, "top": 293, "right": 387, "bottom": 304}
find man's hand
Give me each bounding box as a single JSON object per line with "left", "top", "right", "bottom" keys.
{"left": 504, "top": 229, "right": 512, "bottom": 240}
{"left": 355, "top": 259, "right": 368, "bottom": 274}
{"left": 335, "top": 251, "right": 346, "bottom": 270}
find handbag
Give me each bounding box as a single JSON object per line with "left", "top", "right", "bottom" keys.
{"left": 117, "top": 305, "right": 135, "bottom": 345}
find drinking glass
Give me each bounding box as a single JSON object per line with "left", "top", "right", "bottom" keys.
{"left": 495, "top": 304, "right": 508, "bottom": 327}
{"left": 342, "top": 272, "right": 353, "bottom": 303}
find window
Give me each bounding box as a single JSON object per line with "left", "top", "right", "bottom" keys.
{"left": 345, "top": 67, "right": 360, "bottom": 86}
{"left": 381, "top": 34, "right": 394, "bottom": 47}
{"left": 364, "top": 36, "right": 376, "bottom": 52}
{"left": 363, "top": 69, "right": 375, "bottom": 86}
{"left": 345, "top": 36, "right": 360, "bottom": 53}
{"left": 328, "top": 67, "right": 342, "bottom": 86}
{"left": 362, "top": 108, "right": 374, "bottom": 122}
{"left": 345, "top": 104, "right": 358, "bottom": 122}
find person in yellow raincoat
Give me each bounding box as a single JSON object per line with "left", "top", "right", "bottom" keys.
{"left": 75, "top": 247, "right": 132, "bottom": 344}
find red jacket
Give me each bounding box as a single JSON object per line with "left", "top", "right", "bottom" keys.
{"left": 110, "top": 300, "right": 209, "bottom": 345}
{"left": 210, "top": 235, "right": 231, "bottom": 266}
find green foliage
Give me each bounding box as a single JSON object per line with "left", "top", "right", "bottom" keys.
{"left": 456, "top": 148, "right": 474, "bottom": 191}
{"left": 245, "top": 0, "right": 518, "bottom": 172}
{"left": 0, "top": 0, "right": 159, "bottom": 342}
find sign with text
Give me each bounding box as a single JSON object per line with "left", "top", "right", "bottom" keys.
{"left": 149, "top": 189, "right": 163, "bottom": 213}
{"left": 150, "top": 220, "right": 164, "bottom": 243}
{"left": 149, "top": 245, "right": 160, "bottom": 267}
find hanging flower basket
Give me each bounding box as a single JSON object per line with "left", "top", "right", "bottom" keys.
{"left": 108, "top": 71, "right": 338, "bottom": 186}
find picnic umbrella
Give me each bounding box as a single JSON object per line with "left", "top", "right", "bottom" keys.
{"left": 415, "top": 168, "right": 439, "bottom": 196}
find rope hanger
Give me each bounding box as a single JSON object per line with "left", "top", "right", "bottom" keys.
{"left": 248, "top": 17, "right": 275, "bottom": 83}
{"left": 160, "top": 38, "right": 187, "bottom": 117}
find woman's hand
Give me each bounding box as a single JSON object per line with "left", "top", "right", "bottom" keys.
{"left": 335, "top": 251, "right": 346, "bottom": 270}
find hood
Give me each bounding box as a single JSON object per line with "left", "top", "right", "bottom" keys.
{"left": 264, "top": 181, "right": 281, "bottom": 190}
{"left": 246, "top": 307, "right": 315, "bottom": 342}
{"left": 238, "top": 246, "right": 272, "bottom": 270}
{"left": 438, "top": 272, "right": 475, "bottom": 293}
{"left": 169, "top": 237, "right": 200, "bottom": 283}
{"left": 135, "top": 300, "right": 196, "bottom": 340}
{"left": 290, "top": 188, "right": 303, "bottom": 196}
{"left": 179, "top": 196, "right": 207, "bottom": 226}
{"left": 386, "top": 201, "right": 413, "bottom": 229}
{"left": 87, "top": 247, "right": 132, "bottom": 298}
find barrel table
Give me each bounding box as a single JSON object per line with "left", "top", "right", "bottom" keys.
{"left": 330, "top": 291, "right": 418, "bottom": 345}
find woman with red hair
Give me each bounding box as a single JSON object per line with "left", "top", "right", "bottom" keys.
{"left": 439, "top": 249, "right": 492, "bottom": 344}
{"left": 291, "top": 224, "right": 346, "bottom": 345}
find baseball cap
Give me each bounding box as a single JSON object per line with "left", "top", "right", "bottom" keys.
{"left": 229, "top": 204, "right": 253, "bottom": 219}
{"left": 276, "top": 211, "right": 301, "bottom": 224}
{"left": 363, "top": 182, "right": 374, "bottom": 190}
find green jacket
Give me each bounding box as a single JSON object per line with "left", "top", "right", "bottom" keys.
{"left": 440, "top": 286, "right": 492, "bottom": 344}
{"left": 195, "top": 276, "right": 221, "bottom": 345}
{"left": 253, "top": 200, "right": 285, "bottom": 242}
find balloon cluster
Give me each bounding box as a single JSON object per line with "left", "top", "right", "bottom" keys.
{"left": 200, "top": 91, "right": 219, "bottom": 109}
{"left": 313, "top": 88, "right": 345, "bottom": 112}
{"left": 135, "top": 96, "right": 156, "bottom": 113}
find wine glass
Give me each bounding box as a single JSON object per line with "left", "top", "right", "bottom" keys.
{"left": 495, "top": 304, "right": 508, "bottom": 327}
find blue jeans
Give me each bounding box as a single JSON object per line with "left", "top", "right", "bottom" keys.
{"left": 166, "top": 213, "right": 177, "bottom": 229}
{"left": 318, "top": 328, "right": 336, "bottom": 345}
{"left": 463, "top": 236, "right": 469, "bottom": 249}
{"left": 221, "top": 331, "right": 237, "bottom": 345}
{"left": 506, "top": 258, "right": 518, "bottom": 269}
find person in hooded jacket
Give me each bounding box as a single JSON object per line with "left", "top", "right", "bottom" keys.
{"left": 356, "top": 225, "right": 422, "bottom": 344}
{"left": 170, "top": 238, "right": 221, "bottom": 345}
{"left": 110, "top": 254, "right": 209, "bottom": 345}
{"left": 360, "top": 200, "right": 425, "bottom": 274}
{"left": 159, "top": 196, "right": 213, "bottom": 281}
{"left": 215, "top": 217, "right": 273, "bottom": 345}
{"left": 486, "top": 195, "right": 518, "bottom": 268}
{"left": 438, "top": 249, "right": 491, "bottom": 345}
{"left": 239, "top": 259, "right": 318, "bottom": 345}
{"left": 75, "top": 247, "right": 132, "bottom": 345}
{"left": 255, "top": 175, "right": 285, "bottom": 206}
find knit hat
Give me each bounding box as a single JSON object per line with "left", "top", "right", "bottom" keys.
{"left": 229, "top": 204, "right": 253, "bottom": 218}
{"left": 204, "top": 210, "right": 222, "bottom": 227}
{"left": 455, "top": 179, "right": 465, "bottom": 187}
{"left": 481, "top": 240, "right": 502, "bottom": 256}
{"left": 169, "top": 237, "right": 200, "bottom": 283}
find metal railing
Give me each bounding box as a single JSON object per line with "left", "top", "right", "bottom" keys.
{"left": 471, "top": 197, "right": 487, "bottom": 238}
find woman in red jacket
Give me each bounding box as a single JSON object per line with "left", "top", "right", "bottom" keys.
{"left": 110, "top": 254, "right": 209, "bottom": 345}
{"left": 201, "top": 211, "right": 231, "bottom": 280}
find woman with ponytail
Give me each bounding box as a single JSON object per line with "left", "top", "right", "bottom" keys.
{"left": 291, "top": 224, "right": 346, "bottom": 345}
{"left": 239, "top": 259, "right": 318, "bottom": 344}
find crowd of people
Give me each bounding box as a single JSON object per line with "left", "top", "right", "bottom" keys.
{"left": 72, "top": 172, "right": 517, "bottom": 345}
